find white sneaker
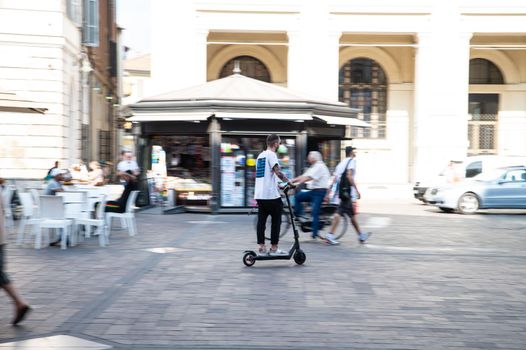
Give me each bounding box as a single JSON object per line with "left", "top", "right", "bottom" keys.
{"left": 269, "top": 248, "right": 288, "bottom": 256}
{"left": 325, "top": 233, "right": 340, "bottom": 245}
{"left": 359, "top": 232, "right": 372, "bottom": 244}
{"left": 258, "top": 246, "right": 268, "bottom": 255}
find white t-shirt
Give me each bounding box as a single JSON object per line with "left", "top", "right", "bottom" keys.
{"left": 334, "top": 157, "right": 356, "bottom": 178}
{"left": 304, "top": 161, "right": 330, "bottom": 189}
{"left": 254, "top": 150, "right": 280, "bottom": 200}
{"left": 333, "top": 157, "right": 357, "bottom": 200}
{"left": 117, "top": 160, "right": 139, "bottom": 174}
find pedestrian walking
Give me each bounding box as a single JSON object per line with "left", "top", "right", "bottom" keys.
{"left": 324, "top": 146, "right": 370, "bottom": 245}
{"left": 254, "top": 134, "right": 292, "bottom": 256}
{"left": 1, "top": 187, "right": 31, "bottom": 325}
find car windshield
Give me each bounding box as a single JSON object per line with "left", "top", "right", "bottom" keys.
{"left": 473, "top": 168, "right": 506, "bottom": 181}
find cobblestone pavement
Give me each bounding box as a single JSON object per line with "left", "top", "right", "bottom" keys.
{"left": 0, "top": 200, "right": 525, "bottom": 349}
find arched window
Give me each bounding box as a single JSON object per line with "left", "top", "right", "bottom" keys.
{"left": 219, "top": 56, "right": 271, "bottom": 82}
{"left": 339, "top": 58, "right": 388, "bottom": 138}
{"left": 468, "top": 58, "right": 502, "bottom": 155}
{"left": 469, "top": 58, "right": 504, "bottom": 84}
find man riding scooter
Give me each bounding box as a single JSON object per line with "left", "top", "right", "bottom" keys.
{"left": 291, "top": 151, "right": 330, "bottom": 240}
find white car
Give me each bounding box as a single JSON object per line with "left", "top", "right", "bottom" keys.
{"left": 424, "top": 166, "right": 526, "bottom": 214}
{"left": 414, "top": 155, "right": 526, "bottom": 203}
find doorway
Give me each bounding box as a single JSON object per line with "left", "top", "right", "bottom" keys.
{"left": 468, "top": 94, "right": 499, "bottom": 155}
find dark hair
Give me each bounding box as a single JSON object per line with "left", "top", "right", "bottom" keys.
{"left": 266, "top": 134, "right": 280, "bottom": 147}
{"left": 345, "top": 146, "right": 355, "bottom": 156}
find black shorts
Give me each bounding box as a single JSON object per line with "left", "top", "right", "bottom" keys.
{"left": 336, "top": 199, "right": 355, "bottom": 217}
{"left": 0, "top": 245, "right": 11, "bottom": 286}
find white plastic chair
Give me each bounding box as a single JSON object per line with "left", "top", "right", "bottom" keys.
{"left": 29, "top": 188, "right": 41, "bottom": 217}
{"left": 37, "top": 196, "right": 74, "bottom": 250}
{"left": 2, "top": 186, "right": 15, "bottom": 233}
{"left": 16, "top": 193, "right": 44, "bottom": 247}
{"left": 106, "top": 190, "right": 140, "bottom": 237}
{"left": 76, "top": 195, "right": 108, "bottom": 247}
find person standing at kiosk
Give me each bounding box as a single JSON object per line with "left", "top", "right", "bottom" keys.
{"left": 254, "top": 134, "right": 292, "bottom": 256}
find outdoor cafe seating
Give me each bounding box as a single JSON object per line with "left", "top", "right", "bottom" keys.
{"left": 13, "top": 184, "right": 140, "bottom": 250}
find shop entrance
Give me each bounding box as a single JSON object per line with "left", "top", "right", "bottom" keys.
{"left": 220, "top": 136, "right": 296, "bottom": 207}
{"left": 307, "top": 137, "right": 342, "bottom": 171}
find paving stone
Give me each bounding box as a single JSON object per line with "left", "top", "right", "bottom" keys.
{"left": 0, "top": 202, "right": 525, "bottom": 349}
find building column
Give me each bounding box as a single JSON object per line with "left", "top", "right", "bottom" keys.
{"left": 413, "top": 29, "right": 472, "bottom": 181}
{"left": 498, "top": 90, "right": 526, "bottom": 156}
{"left": 287, "top": 3, "right": 341, "bottom": 101}
{"left": 151, "top": 0, "right": 208, "bottom": 94}
{"left": 386, "top": 84, "right": 412, "bottom": 182}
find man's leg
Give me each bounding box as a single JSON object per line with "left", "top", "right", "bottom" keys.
{"left": 294, "top": 190, "right": 311, "bottom": 218}
{"left": 256, "top": 200, "right": 270, "bottom": 247}
{"left": 1, "top": 246, "right": 30, "bottom": 324}
{"left": 310, "top": 190, "right": 326, "bottom": 238}
{"left": 328, "top": 212, "right": 342, "bottom": 234}
{"left": 343, "top": 200, "right": 362, "bottom": 235}
{"left": 269, "top": 198, "right": 283, "bottom": 247}
{"left": 350, "top": 214, "right": 362, "bottom": 236}
{"left": 345, "top": 202, "right": 370, "bottom": 242}
{"left": 2, "top": 283, "right": 25, "bottom": 309}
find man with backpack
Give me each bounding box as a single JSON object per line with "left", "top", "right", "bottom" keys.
{"left": 324, "top": 146, "right": 371, "bottom": 245}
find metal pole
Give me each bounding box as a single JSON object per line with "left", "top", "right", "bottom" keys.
{"left": 208, "top": 117, "right": 221, "bottom": 213}
{"left": 296, "top": 130, "right": 308, "bottom": 176}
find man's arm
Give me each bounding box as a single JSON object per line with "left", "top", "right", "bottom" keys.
{"left": 291, "top": 166, "right": 316, "bottom": 184}
{"left": 272, "top": 164, "right": 291, "bottom": 184}
{"left": 324, "top": 175, "right": 337, "bottom": 201}
{"left": 116, "top": 171, "right": 136, "bottom": 182}
{"left": 347, "top": 168, "right": 360, "bottom": 199}
{"left": 292, "top": 175, "right": 313, "bottom": 184}
{"left": 132, "top": 161, "right": 141, "bottom": 176}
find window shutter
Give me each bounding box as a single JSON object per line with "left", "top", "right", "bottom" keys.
{"left": 83, "top": 0, "right": 99, "bottom": 47}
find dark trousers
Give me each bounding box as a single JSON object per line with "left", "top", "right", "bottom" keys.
{"left": 294, "top": 188, "right": 327, "bottom": 237}
{"left": 0, "top": 245, "right": 11, "bottom": 286}
{"left": 256, "top": 198, "right": 283, "bottom": 245}
{"left": 94, "top": 201, "right": 125, "bottom": 214}
{"left": 104, "top": 200, "right": 125, "bottom": 213}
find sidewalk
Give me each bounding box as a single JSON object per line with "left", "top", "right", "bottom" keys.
{"left": 1, "top": 201, "right": 525, "bottom": 349}
{"left": 359, "top": 183, "right": 414, "bottom": 201}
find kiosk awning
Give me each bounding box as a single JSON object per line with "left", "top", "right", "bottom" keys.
{"left": 128, "top": 111, "right": 314, "bottom": 122}
{"left": 128, "top": 112, "right": 210, "bottom": 122}
{"left": 315, "top": 115, "right": 371, "bottom": 128}
{"left": 214, "top": 112, "right": 312, "bottom": 121}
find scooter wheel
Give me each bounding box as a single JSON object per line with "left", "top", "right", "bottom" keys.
{"left": 243, "top": 252, "right": 256, "bottom": 267}
{"left": 293, "top": 250, "right": 306, "bottom": 265}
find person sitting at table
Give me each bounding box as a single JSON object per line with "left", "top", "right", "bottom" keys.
{"left": 44, "top": 172, "right": 65, "bottom": 195}
{"left": 95, "top": 171, "right": 138, "bottom": 214}
{"left": 88, "top": 161, "right": 104, "bottom": 186}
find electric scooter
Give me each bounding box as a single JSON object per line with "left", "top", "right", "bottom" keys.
{"left": 242, "top": 184, "right": 306, "bottom": 267}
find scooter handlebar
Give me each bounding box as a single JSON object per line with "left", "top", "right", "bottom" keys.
{"left": 281, "top": 183, "right": 296, "bottom": 194}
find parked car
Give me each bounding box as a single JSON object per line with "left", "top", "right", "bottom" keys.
{"left": 413, "top": 155, "right": 526, "bottom": 203}
{"left": 424, "top": 166, "right": 526, "bottom": 214}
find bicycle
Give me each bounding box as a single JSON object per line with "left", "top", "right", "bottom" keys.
{"left": 250, "top": 197, "right": 349, "bottom": 241}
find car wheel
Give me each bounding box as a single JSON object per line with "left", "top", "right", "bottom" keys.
{"left": 458, "top": 193, "right": 479, "bottom": 214}
{"left": 439, "top": 207, "right": 454, "bottom": 213}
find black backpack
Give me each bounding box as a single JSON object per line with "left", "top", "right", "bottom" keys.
{"left": 338, "top": 158, "right": 353, "bottom": 201}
